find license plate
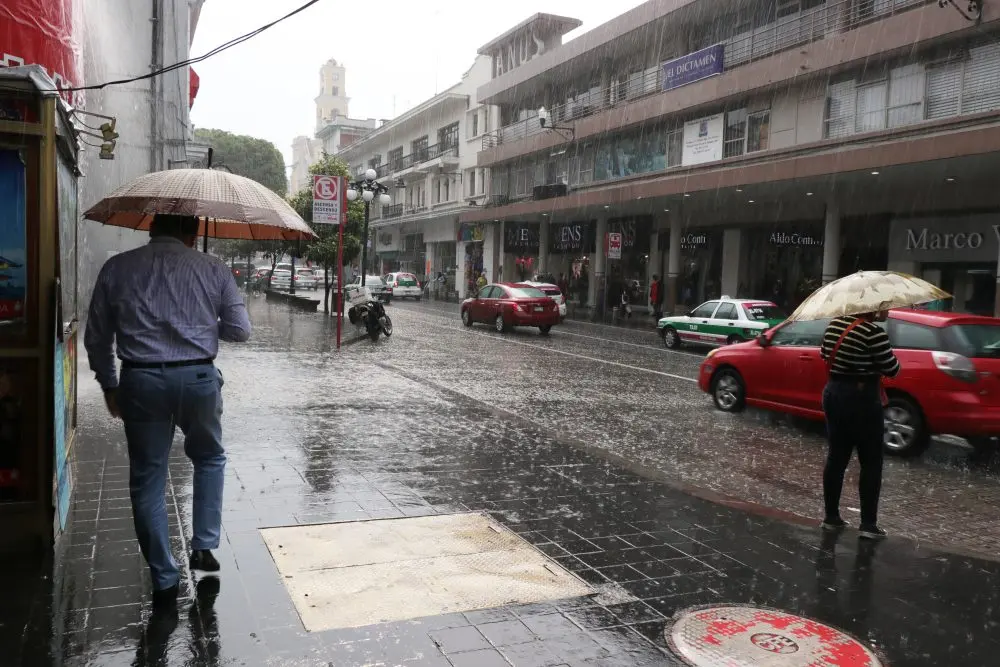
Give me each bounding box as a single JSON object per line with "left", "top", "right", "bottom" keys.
{"left": 534, "top": 306, "right": 543, "bottom": 312}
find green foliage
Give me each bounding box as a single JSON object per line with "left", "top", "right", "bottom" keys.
{"left": 193, "top": 128, "right": 287, "bottom": 196}
{"left": 288, "top": 153, "right": 367, "bottom": 313}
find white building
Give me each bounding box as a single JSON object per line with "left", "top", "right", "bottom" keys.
{"left": 290, "top": 58, "right": 382, "bottom": 193}
{"left": 336, "top": 55, "right": 497, "bottom": 300}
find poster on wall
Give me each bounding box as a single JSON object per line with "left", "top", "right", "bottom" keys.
{"left": 0, "top": 150, "right": 27, "bottom": 327}
{"left": 458, "top": 223, "right": 484, "bottom": 243}
{"left": 682, "top": 114, "right": 724, "bottom": 166}
{"left": 57, "top": 159, "right": 79, "bottom": 332}
{"left": 53, "top": 336, "right": 76, "bottom": 531}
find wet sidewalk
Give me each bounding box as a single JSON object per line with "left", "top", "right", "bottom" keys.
{"left": 5, "top": 301, "right": 1000, "bottom": 666}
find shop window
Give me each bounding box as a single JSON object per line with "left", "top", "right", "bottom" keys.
{"left": 715, "top": 302, "right": 738, "bottom": 320}
{"left": 690, "top": 301, "right": 720, "bottom": 318}
{"left": 889, "top": 320, "right": 942, "bottom": 350}
{"left": 770, "top": 320, "right": 827, "bottom": 347}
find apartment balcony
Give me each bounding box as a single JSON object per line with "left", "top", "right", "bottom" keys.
{"left": 382, "top": 143, "right": 461, "bottom": 181}
{"left": 482, "top": 0, "right": 931, "bottom": 150}
{"left": 380, "top": 203, "right": 404, "bottom": 220}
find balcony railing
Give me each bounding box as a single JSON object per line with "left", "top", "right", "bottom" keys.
{"left": 381, "top": 203, "right": 404, "bottom": 219}
{"left": 485, "top": 0, "right": 929, "bottom": 147}
{"left": 378, "top": 142, "right": 460, "bottom": 177}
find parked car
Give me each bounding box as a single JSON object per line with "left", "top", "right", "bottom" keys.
{"left": 270, "top": 269, "right": 292, "bottom": 291}
{"left": 295, "top": 268, "right": 319, "bottom": 291}
{"left": 350, "top": 275, "right": 391, "bottom": 303}
{"left": 515, "top": 281, "right": 566, "bottom": 320}
{"left": 461, "top": 283, "right": 561, "bottom": 334}
{"left": 231, "top": 263, "right": 257, "bottom": 287}
{"left": 659, "top": 297, "right": 786, "bottom": 349}
{"left": 698, "top": 309, "right": 1000, "bottom": 457}
{"left": 384, "top": 272, "right": 422, "bottom": 300}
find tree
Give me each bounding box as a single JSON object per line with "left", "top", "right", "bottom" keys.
{"left": 289, "top": 153, "right": 365, "bottom": 314}
{"left": 193, "top": 128, "right": 287, "bottom": 196}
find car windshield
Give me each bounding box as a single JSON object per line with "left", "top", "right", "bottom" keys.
{"left": 508, "top": 287, "right": 546, "bottom": 299}
{"left": 742, "top": 303, "right": 784, "bottom": 321}
{"left": 945, "top": 324, "right": 1000, "bottom": 358}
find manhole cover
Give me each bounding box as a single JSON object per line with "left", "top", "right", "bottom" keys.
{"left": 667, "top": 605, "right": 883, "bottom": 666}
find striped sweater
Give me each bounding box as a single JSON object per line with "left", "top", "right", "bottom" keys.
{"left": 820, "top": 315, "right": 900, "bottom": 380}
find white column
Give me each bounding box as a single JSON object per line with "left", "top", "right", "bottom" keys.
{"left": 456, "top": 241, "right": 467, "bottom": 300}
{"left": 822, "top": 203, "right": 841, "bottom": 284}
{"left": 721, "top": 228, "right": 742, "bottom": 298}
{"left": 538, "top": 220, "right": 550, "bottom": 276}
{"left": 668, "top": 214, "right": 683, "bottom": 311}
{"left": 590, "top": 217, "right": 608, "bottom": 308}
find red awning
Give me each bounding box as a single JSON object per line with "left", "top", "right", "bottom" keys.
{"left": 189, "top": 67, "right": 200, "bottom": 109}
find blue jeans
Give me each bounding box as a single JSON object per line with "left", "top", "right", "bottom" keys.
{"left": 119, "top": 364, "right": 226, "bottom": 591}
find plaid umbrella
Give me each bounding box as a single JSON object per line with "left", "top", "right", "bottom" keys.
{"left": 83, "top": 168, "right": 317, "bottom": 241}
{"left": 788, "top": 270, "right": 951, "bottom": 321}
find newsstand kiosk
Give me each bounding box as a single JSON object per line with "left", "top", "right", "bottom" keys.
{"left": 0, "top": 67, "right": 81, "bottom": 554}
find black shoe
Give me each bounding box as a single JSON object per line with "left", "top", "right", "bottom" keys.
{"left": 190, "top": 550, "right": 221, "bottom": 573}
{"left": 151, "top": 583, "right": 179, "bottom": 610}
{"left": 821, "top": 517, "right": 847, "bottom": 531}
{"left": 859, "top": 524, "right": 888, "bottom": 540}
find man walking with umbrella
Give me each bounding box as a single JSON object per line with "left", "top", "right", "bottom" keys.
{"left": 84, "top": 213, "right": 251, "bottom": 608}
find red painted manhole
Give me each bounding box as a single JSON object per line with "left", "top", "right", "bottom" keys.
{"left": 667, "top": 605, "right": 883, "bottom": 666}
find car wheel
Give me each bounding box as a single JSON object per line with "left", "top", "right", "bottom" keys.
{"left": 726, "top": 334, "right": 744, "bottom": 345}
{"left": 712, "top": 368, "right": 746, "bottom": 413}
{"left": 461, "top": 309, "right": 473, "bottom": 327}
{"left": 662, "top": 326, "right": 681, "bottom": 349}
{"left": 539, "top": 325, "right": 552, "bottom": 335}
{"left": 495, "top": 314, "right": 507, "bottom": 333}
{"left": 883, "top": 395, "right": 929, "bottom": 457}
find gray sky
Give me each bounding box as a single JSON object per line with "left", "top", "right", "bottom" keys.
{"left": 189, "top": 0, "right": 647, "bottom": 170}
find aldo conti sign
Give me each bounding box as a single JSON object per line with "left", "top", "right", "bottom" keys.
{"left": 0, "top": 0, "right": 84, "bottom": 107}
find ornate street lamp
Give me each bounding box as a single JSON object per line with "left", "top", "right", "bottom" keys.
{"left": 346, "top": 168, "right": 392, "bottom": 287}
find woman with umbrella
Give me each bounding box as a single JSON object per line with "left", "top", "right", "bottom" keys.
{"left": 789, "top": 271, "right": 949, "bottom": 540}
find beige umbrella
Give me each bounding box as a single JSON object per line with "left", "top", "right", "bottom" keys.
{"left": 788, "top": 270, "right": 951, "bottom": 321}
{"left": 83, "top": 168, "right": 317, "bottom": 241}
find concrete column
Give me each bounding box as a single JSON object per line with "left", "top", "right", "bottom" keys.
{"left": 721, "top": 229, "right": 742, "bottom": 298}
{"left": 538, "top": 221, "right": 550, "bottom": 276}
{"left": 590, "top": 217, "right": 608, "bottom": 310}
{"left": 456, "top": 241, "right": 467, "bottom": 300}
{"left": 822, "top": 204, "right": 841, "bottom": 284}
{"left": 667, "top": 214, "right": 683, "bottom": 313}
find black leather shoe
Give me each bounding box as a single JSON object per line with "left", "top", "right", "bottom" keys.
{"left": 190, "top": 549, "right": 221, "bottom": 573}
{"left": 151, "top": 583, "right": 179, "bottom": 610}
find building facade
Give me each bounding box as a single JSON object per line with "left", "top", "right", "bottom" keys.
{"left": 335, "top": 55, "right": 498, "bottom": 300}
{"left": 462, "top": 0, "right": 1000, "bottom": 318}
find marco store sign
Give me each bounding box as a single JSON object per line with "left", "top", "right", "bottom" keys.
{"left": 889, "top": 217, "right": 1000, "bottom": 263}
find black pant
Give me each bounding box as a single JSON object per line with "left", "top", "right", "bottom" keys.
{"left": 822, "top": 379, "right": 884, "bottom": 526}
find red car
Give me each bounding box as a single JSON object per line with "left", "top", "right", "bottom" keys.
{"left": 461, "top": 283, "right": 561, "bottom": 334}
{"left": 698, "top": 309, "right": 1000, "bottom": 457}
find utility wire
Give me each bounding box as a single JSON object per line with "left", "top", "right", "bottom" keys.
{"left": 20, "top": 0, "right": 324, "bottom": 94}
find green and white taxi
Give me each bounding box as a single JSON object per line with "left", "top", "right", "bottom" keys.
{"left": 658, "top": 297, "right": 786, "bottom": 349}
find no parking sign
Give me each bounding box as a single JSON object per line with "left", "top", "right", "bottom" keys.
{"left": 312, "top": 175, "right": 345, "bottom": 225}
{"left": 607, "top": 232, "right": 622, "bottom": 259}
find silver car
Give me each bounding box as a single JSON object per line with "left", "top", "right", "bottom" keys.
{"left": 270, "top": 269, "right": 292, "bottom": 290}
{"left": 295, "top": 268, "right": 319, "bottom": 291}
{"left": 351, "top": 275, "right": 391, "bottom": 302}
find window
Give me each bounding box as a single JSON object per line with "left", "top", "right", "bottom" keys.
{"left": 723, "top": 109, "right": 747, "bottom": 158}
{"left": 472, "top": 111, "right": 479, "bottom": 137}
{"left": 388, "top": 147, "right": 403, "bottom": 171}
{"left": 412, "top": 136, "right": 428, "bottom": 161}
{"left": 690, "top": 301, "right": 720, "bottom": 318}
{"left": 368, "top": 155, "right": 381, "bottom": 171}
{"left": 332, "top": 86, "right": 339, "bottom": 96}
{"left": 855, "top": 81, "right": 888, "bottom": 133}
{"left": 889, "top": 321, "right": 941, "bottom": 351}
{"left": 747, "top": 111, "right": 770, "bottom": 153}
{"left": 478, "top": 168, "right": 486, "bottom": 194}
{"left": 826, "top": 80, "right": 856, "bottom": 138}
{"left": 666, "top": 129, "right": 683, "bottom": 167}
{"left": 888, "top": 64, "right": 923, "bottom": 127}
{"left": 509, "top": 287, "right": 547, "bottom": 299}
{"left": 478, "top": 286, "right": 494, "bottom": 299}
{"left": 467, "top": 169, "right": 476, "bottom": 197}
{"left": 438, "top": 123, "right": 459, "bottom": 151}
{"left": 743, "top": 304, "right": 785, "bottom": 321}
{"left": 770, "top": 320, "right": 828, "bottom": 347}
{"left": 715, "top": 302, "right": 738, "bottom": 320}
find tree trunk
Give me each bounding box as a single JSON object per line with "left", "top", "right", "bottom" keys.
{"left": 323, "top": 265, "right": 331, "bottom": 314}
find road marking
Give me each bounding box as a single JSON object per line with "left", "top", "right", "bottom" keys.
{"left": 411, "top": 316, "right": 698, "bottom": 384}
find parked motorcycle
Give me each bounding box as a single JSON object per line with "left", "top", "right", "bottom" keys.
{"left": 348, "top": 298, "right": 393, "bottom": 341}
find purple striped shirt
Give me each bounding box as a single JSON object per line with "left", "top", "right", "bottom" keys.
{"left": 84, "top": 237, "right": 251, "bottom": 390}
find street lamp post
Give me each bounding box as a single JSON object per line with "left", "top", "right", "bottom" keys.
{"left": 346, "top": 168, "right": 392, "bottom": 287}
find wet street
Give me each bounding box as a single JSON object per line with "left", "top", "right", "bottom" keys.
{"left": 7, "top": 296, "right": 1000, "bottom": 666}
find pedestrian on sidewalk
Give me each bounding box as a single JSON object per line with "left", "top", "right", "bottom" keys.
{"left": 650, "top": 274, "right": 664, "bottom": 321}
{"left": 819, "top": 311, "right": 899, "bottom": 540}
{"left": 84, "top": 213, "right": 252, "bottom": 609}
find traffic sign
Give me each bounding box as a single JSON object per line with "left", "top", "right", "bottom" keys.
{"left": 313, "top": 175, "right": 344, "bottom": 225}
{"left": 607, "top": 232, "right": 622, "bottom": 259}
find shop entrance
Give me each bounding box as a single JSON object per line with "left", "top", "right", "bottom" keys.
{"left": 921, "top": 263, "right": 997, "bottom": 316}
{"left": 743, "top": 226, "right": 824, "bottom": 310}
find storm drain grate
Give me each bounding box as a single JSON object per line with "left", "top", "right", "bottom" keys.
{"left": 259, "top": 513, "right": 593, "bottom": 631}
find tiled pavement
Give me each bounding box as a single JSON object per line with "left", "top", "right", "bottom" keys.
{"left": 3, "top": 302, "right": 1000, "bottom": 666}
